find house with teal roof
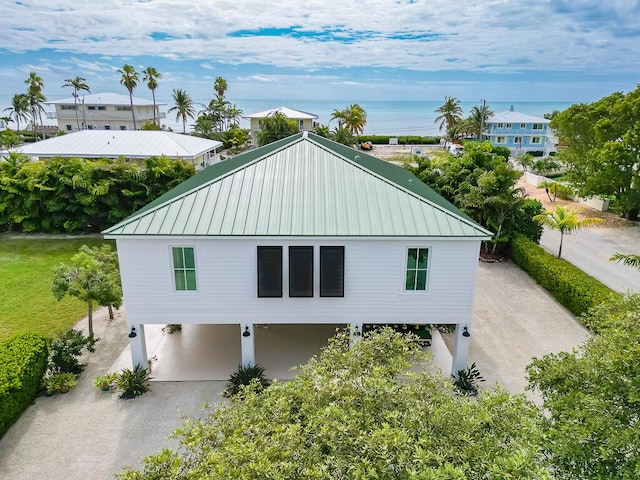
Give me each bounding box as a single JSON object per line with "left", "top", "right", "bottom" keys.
{"left": 104, "top": 132, "right": 491, "bottom": 377}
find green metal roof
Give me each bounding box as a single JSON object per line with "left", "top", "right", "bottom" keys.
{"left": 104, "top": 132, "right": 491, "bottom": 238}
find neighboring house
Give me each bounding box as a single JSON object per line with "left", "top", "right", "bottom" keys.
{"left": 484, "top": 108, "right": 553, "bottom": 156}
{"left": 45, "top": 93, "right": 166, "bottom": 132}
{"left": 244, "top": 106, "right": 318, "bottom": 145}
{"left": 13, "top": 130, "right": 222, "bottom": 168}
{"left": 104, "top": 132, "right": 491, "bottom": 377}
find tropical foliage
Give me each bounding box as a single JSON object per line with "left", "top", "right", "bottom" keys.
{"left": 609, "top": 252, "right": 640, "bottom": 270}
{"left": 434, "top": 96, "right": 462, "bottom": 139}
{"left": 142, "top": 67, "right": 162, "bottom": 126}
{"left": 118, "top": 330, "right": 549, "bottom": 479}
{"left": 331, "top": 103, "right": 367, "bottom": 140}
{"left": 528, "top": 293, "right": 640, "bottom": 478}
{"left": 551, "top": 84, "right": 640, "bottom": 219}
{"left": 3, "top": 93, "right": 30, "bottom": 132}
{"left": 257, "top": 111, "right": 299, "bottom": 146}
{"left": 0, "top": 154, "right": 195, "bottom": 233}
{"left": 24, "top": 72, "right": 46, "bottom": 139}
{"left": 533, "top": 205, "right": 605, "bottom": 258}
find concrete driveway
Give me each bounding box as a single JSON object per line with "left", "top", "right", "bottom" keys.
{"left": 0, "top": 260, "right": 592, "bottom": 479}
{"left": 540, "top": 224, "right": 640, "bottom": 293}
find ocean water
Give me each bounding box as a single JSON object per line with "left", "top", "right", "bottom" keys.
{"left": 233, "top": 99, "right": 575, "bottom": 136}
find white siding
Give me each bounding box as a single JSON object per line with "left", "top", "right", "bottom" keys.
{"left": 116, "top": 237, "right": 480, "bottom": 326}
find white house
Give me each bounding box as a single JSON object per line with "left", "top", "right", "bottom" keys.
{"left": 104, "top": 132, "right": 491, "bottom": 376}
{"left": 45, "top": 92, "right": 166, "bottom": 132}
{"left": 484, "top": 108, "right": 553, "bottom": 156}
{"left": 244, "top": 106, "right": 318, "bottom": 145}
{"left": 13, "top": 130, "right": 222, "bottom": 168}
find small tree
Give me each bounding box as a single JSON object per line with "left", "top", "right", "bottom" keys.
{"left": 533, "top": 205, "right": 604, "bottom": 258}
{"left": 52, "top": 245, "right": 122, "bottom": 338}
{"left": 257, "top": 111, "right": 299, "bottom": 146}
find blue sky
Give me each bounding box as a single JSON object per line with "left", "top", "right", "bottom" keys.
{"left": 1, "top": 0, "right": 640, "bottom": 112}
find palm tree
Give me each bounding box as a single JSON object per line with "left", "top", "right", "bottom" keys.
{"left": 343, "top": 103, "right": 367, "bottom": 138}
{"left": 24, "top": 72, "right": 46, "bottom": 139}
{"left": 214, "top": 77, "right": 228, "bottom": 100}
{"left": 4, "top": 93, "right": 30, "bottom": 133}
{"left": 332, "top": 126, "right": 356, "bottom": 146}
{"left": 330, "top": 108, "right": 347, "bottom": 129}
{"left": 533, "top": 205, "right": 605, "bottom": 258}
{"left": 168, "top": 88, "right": 196, "bottom": 133}
{"left": 434, "top": 96, "right": 463, "bottom": 138}
{"left": 62, "top": 76, "right": 90, "bottom": 130}
{"left": 118, "top": 64, "right": 139, "bottom": 129}
{"left": 142, "top": 67, "right": 162, "bottom": 125}
{"left": 468, "top": 103, "right": 493, "bottom": 140}
{"left": 610, "top": 253, "right": 640, "bottom": 270}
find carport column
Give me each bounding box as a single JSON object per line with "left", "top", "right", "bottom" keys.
{"left": 451, "top": 324, "right": 471, "bottom": 378}
{"left": 240, "top": 323, "right": 255, "bottom": 367}
{"left": 129, "top": 323, "right": 148, "bottom": 369}
{"left": 349, "top": 322, "right": 363, "bottom": 347}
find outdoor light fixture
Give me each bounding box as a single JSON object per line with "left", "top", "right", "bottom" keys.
{"left": 128, "top": 327, "right": 137, "bottom": 338}
{"left": 462, "top": 326, "right": 470, "bottom": 338}
{"left": 242, "top": 326, "right": 251, "bottom": 337}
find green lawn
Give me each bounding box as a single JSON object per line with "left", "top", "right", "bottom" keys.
{"left": 0, "top": 235, "right": 113, "bottom": 343}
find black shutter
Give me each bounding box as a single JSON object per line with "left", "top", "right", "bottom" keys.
{"left": 257, "top": 246, "right": 282, "bottom": 297}
{"left": 320, "top": 246, "right": 344, "bottom": 297}
{"left": 289, "top": 246, "right": 313, "bottom": 297}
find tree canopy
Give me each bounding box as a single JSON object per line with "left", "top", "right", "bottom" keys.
{"left": 528, "top": 293, "right": 640, "bottom": 479}
{"left": 119, "top": 330, "right": 549, "bottom": 479}
{"left": 257, "top": 111, "right": 299, "bottom": 146}
{"left": 168, "top": 88, "right": 196, "bottom": 134}
{"left": 118, "top": 64, "right": 139, "bottom": 129}
{"left": 551, "top": 85, "right": 640, "bottom": 219}
{"left": 62, "top": 76, "right": 90, "bottom": 130}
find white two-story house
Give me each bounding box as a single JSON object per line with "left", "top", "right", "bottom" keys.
{"left": 104, "top": 132, "right": 491, "bottom": 377}
{"left": 46, "top": 93, "right": 166, "bottom": 132}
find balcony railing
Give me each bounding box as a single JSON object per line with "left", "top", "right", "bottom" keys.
{"left": 46, "top": 112, "right": 57, "bottom": 119}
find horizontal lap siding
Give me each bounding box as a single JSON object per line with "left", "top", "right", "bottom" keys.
{"left": 117, "top": 238, "right": 480, "bottom": 326}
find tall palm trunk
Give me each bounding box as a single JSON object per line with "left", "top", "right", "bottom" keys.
{"left": 74, "top": 94, "right": 80, "bottom": 130}
{"left": 152, "top": 90, "right": 157, "bottom": 125}
{"left": 87, "top": 298, "right": 94, "bottom": 338}
{"left": 129, "top": 92, "right": 137, "bottom": 130}
{"left": 558, "top": 233, "right": 564, "bottom": 259}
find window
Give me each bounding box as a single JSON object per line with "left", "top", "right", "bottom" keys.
{"left": 320, "top": 246, "right": 344, "bottom": 297}
{"left": 520, "top": 123, "right": 527, "bottom": 128}
{"left": 117, "top": 106, "right": 132, "bottom": 111}
{"left": 172, "top": 247, "right": 197, "bottom": 291}
{"left": 61, "top": 105, "right": 76, "bottom": 110}
{"left": 87, "top": 125, "right": 95, "bottom": 130}
{"left": 496, "top": 136, "right": 506, "bottom": 143}
{"left": 120, "top": 125, "right": 127, "bottom": 130}
{"left": 497, "top": 123, "right": 504, "bottom": 128}
{"left": 98, "top": 106, "right": 106, "bottom": 111}
{"left": 289, "top": 247, "right": 313, "bottom": 297}
{"left": 104, "top": 125, "right": 110, "bottom": 130}
{"left": 514, "top": 136, "right": 522, "bottom": 144}
{"left": 298, "top": 119, "right": 305, "bottom": 129}
{"left": 505, "top": 123, "right": 512, "bottom": 128}
{"left": 533, "top": 123, "right": 543, "bottom": 130}
{"left": 405, "top": 248, "right": 428, "bottom": 291}
{"left": 88, "top": 106, "right": 96, "bottom": 111}
{"left": 531, "top": 136, "right": 541, "bottom": 144}
{"left": 66, "top": 125, "right": 72, "bottom": 131}
{"left": 257, "top": 246, "right": 282, "bottom": 297}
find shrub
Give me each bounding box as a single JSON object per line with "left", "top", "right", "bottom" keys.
{"left": 539, "top": 181, "right": 575, "bottom": 200}
{"left": 94, "top": 372, "right": 119, "bottom": 391}
{"left": 47, "top": 328, "right": 96, "bottom": 375}
{"left": 511, "top": 235, "right": 620, "bottom": 318}
{"left": 224, "top": 364, "right": 271, "bottom": 398}
{"left": 453, "top": 362, "right": 485, "bottom": 396}
{"left": 117, "top": 365, "right": 152, "bottom": 399}
{"left": 0, "top": 333, "right": 48, "bottom": 437}
{"left": 358, "top": 135, "right": 441, "bottom": 145}
{"left": 43, "top": 372, "right": 77, "bottom": 395}
{"left": 511, "top": 199, "right": 545, "bottom": 243}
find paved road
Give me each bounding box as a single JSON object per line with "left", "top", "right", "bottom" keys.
{"left": 539, "top": 224, "right": 640, "bottom": 293}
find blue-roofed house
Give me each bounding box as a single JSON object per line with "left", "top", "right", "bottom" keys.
{"left": 104, "top": 132, "right": 491, "bottom": 377}
{"left": 484, "top": 109, "right": 554, "bottom": 156}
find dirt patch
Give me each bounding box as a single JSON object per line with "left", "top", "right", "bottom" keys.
{"left": 518, "top": 179, "right": 631, "bottom": 228}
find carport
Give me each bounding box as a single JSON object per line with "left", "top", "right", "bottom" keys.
{"left": 111, "top": 323, "right": 453, "bottom": 381}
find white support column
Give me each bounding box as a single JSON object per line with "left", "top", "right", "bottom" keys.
{"left": 349, "top": 322, "right": 363, "bottom": 347}
{"left": 129, "top": 323, "right": 148, "bottom": 369}
{"left": 240, "top": 323, "right": 255, "bottom": 367}
{"left": 451, "top": 324, "right": 471, "bottom": 378}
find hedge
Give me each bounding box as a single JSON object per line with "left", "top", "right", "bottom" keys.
{"left": 511, "top": 235, "right": 620, "bottom": 319}
{"left": 0, "top": 332, "right": 48, "bottom": 437}
{"left": 358, "top": 135, "right": 441, "bottom": 145}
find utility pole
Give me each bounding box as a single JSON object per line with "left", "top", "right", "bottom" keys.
{"left": 82, "top": 96, "right": 86, "bottom": 130}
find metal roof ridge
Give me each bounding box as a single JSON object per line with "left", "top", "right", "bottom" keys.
{"left": 103, "top": 134, "right": 306, "bottom": 234}
{"left": 304, "top": 135, "right": 492, "bottom": 236}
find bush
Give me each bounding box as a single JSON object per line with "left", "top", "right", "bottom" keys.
{"left": 94, "top": 372, "right": 119, "bottom": 391}
{"left": 47, "top": 328, "right": 96, "bottom": 375}
{"left": 358, "top": 135, "right": 441, "bottom": 145}
{"left": 0, "top": 333, "right": 48, "bottom": 437}
{"left": 511, "top": 235, "right": 620, "bottom": 318}
{"left": 117, "top": 365, "right": 152, "bottom": 399}
{"left": 43, "top": 372, "right": 77, "bottom": 395}
{"left": 511, "top": 199, "right": 545, "bottom": 243}
{"left": 224, "top": 364, "right": 271, "bottom": 398}
{"left": 453, "top": 362, "right": 485, "bottom": 396}
{"left": 539, "top": 181, "right": 575, "bottom": 200}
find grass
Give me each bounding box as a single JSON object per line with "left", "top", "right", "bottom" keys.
{"left": 0, "top": 234, "right": 113, "bottom": 343}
